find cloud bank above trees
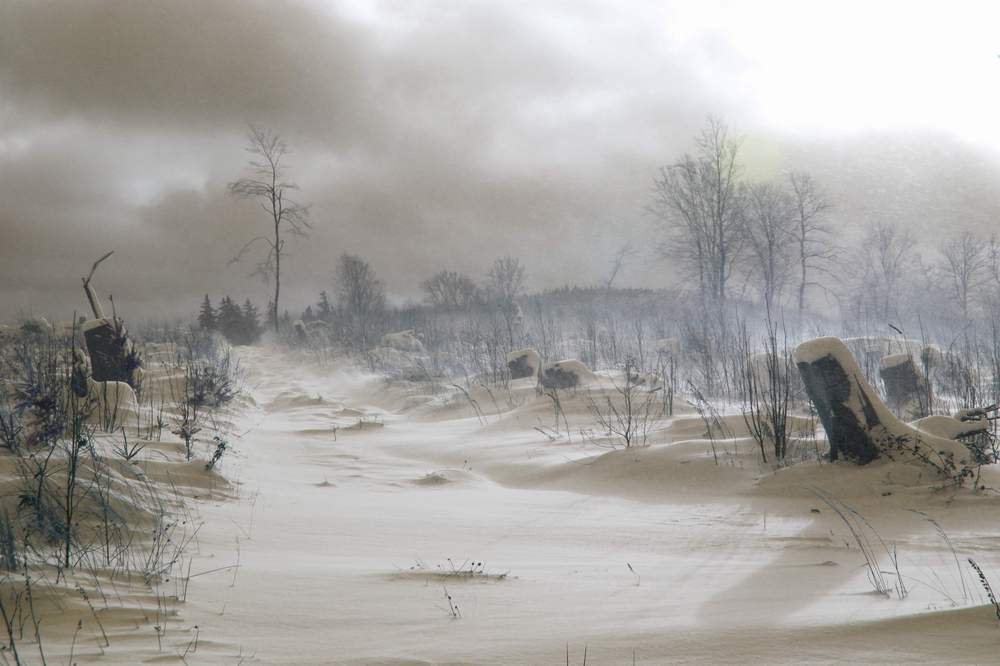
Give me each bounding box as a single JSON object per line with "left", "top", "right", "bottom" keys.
{"left": 1, "top": 0, "right": 999, "bottom": 320}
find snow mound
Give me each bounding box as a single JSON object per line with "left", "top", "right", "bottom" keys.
{"left": 879, "top": 353, "right": 911, "bottom": 370}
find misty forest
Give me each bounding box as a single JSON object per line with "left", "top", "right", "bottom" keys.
{"left": 3, "top": 2, "right": 1000, "bottom": 664}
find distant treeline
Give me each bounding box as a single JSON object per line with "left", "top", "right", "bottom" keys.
{"left": 196, "top": 295, "right": 264, "bottom": 345}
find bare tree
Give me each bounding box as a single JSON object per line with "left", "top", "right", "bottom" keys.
{"left": 650, "top": 116, "right": 746, "bottom": 308}
{"left": 422, "top": 270, "right": 481, "bottom": 309}
{"left": 487, "top": 256, "right": 525, "bottom": 348}
{"left": 859, "top": 220, "right": 917, "bottom": 322}
{"left": 786, "top": 171, "right": 834, "bottom": 314}
{"left": 605, "top": 242, "right": 635, "bottom": 290}
{"left": 335, "top": 254, "right": 385, "bottom": 350}
{"left": 940, "top": 231, "right": 988, "bottom": 321}
{"left": 228, "top": 126, "right": 311, "bottom": 333}
{"left": 744, "top": 182, "right": 795, "bottom": 313}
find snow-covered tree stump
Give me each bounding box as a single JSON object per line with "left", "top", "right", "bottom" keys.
{"left": 83, "top": 318, "right": 142, "bottom": 389}
{"left": 793, "top": 337, "right": 972, "bottom": 473}
{"left": 794, "top": 338, "right": 882, "bottom": 462}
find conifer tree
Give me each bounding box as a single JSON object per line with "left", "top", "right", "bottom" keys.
{"left": 242, "top": 299, "right": 261, "bottom": 344}
{"left": 217, "top": 296, "right": 243, "bottom": 343}
{"left": 198, "top": 294, "right": 217, "bottom": 330}
{"left": 317, "top": 291, "right": 334, "bottom": 322}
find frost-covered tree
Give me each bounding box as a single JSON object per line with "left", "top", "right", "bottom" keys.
{"left": 939, "top": 231, "right": 988, "bottom": 321}
{"left": 217, "top": 296, "right": 243, "bottom": 342}
{"left": 228, "top": 126, "right": 311, "bottom": 334}
{"left": 316, "top": 291, "right": 334, "bottom": 322}
{"left": 858, "top": 220, "right": 917, "bottom": 323}
{"left": 650, "top": 116, "right": 746, "bottom": 308}
{"left": 242, "top": 299, "right": 262, "bottom": 344}
{"left": 487, "top": 256, "right": 525, "bottom": 348}
{"left": 744, "top": 182, "right": 795, "bottom": 314}
{"left": 786, "top": 171, "right": 834, "bottom": 314}
{"left": 422, "top": 270, "right": 481, "bottom": 309}
{"left": 335, "top": 254, "right": 385, "bottom": 350}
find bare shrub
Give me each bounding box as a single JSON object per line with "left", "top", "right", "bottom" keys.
{"left": 584, "top": 358, "right": 659, "bottom": 448}
{"left": 737, "top": 315, "right": 792, "bottom": 463}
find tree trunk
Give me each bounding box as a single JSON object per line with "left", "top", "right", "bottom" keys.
{"left": 273, "top": 221, "right": 281, "bottom": 333}
{"left": 798, "top": 226, "right": 807, "bottom": 315}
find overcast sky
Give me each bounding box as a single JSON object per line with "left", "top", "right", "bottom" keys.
{"left": 2, "top": 0, "right": 1000, "bottom": 321}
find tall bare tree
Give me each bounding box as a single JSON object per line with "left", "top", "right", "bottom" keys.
{"left": 650, "top": 116, "right": 746, "bottom": 308}
{"left": 487, "top": 256, "right": 525, "bottom": 348}
{"left": 422, "top": 270, "right": 481, "bottom": 309}
{"left": 859, "top": 220, "right": 917, "bottom": 322}
{"left": 786, "top": 171, "right": 834, "bottom": 314}
{"left": 228, "top": 126, "right": 311, "bottom": 333}
{"left": 744, "top": 182, "right": 795, "bottom": 314}
{"left": 940, "top": 231, "right": 988, "bottom": 321}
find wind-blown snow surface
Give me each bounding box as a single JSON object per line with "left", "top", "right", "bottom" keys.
{"left": 172, "top": 346, "right": 1000, "bottom": 664}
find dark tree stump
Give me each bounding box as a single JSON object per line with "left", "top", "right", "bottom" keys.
{"left": 83, "top": 318, "right": 141, "bottom": 389}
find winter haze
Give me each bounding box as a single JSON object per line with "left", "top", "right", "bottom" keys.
{"left": 3, "top": 0, "right": 1000, "bottom": 319}
{"left": 7, "top": 3, "right": 1000, "bottom": 664}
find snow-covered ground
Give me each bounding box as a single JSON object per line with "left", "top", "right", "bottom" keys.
{"left": 155, "top": 345, "right": 1000, "bottom": 664}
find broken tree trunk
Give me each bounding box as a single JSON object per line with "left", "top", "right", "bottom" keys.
{"left": 82, "top": 251, "right": 113, "bottom": 320}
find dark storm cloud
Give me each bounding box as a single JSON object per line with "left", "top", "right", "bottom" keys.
{"left": 0, "top": 0, "right": 374, "bottom": 141}
{"left": 2, "top": 0, "right": 998, "bottom": 322}
{"left": 0, "top": 0, "right": 728, "bottom": 320}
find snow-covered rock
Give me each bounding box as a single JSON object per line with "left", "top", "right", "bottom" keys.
{"left": 0, "top": 325, "right": 17, "bottom": 345}
{"left": 844, "top": 336, "right": 925, "bottom": 360}
{"left": 20, "top": 316, "right": 53, "bottom": 336}
{"left": 655, "top": 338, "right": 680, "bottom": 356}
{"left": 911, "top": 414, "right": 988, "bottom": 440}
{"left": 628, "top": 370, "right": 662, "bottom": 389}
{"left": 507, "top": 348, "right": 541, "bottom": 379}
{"left": 879, "top": 353, "right": 931, "bottom": 419}
{"left": 539, "top": 359, "right": 595, "bottom": 389}
{"left": 51, "top": 320, "right": 77, "bottom": 338}
{"left": 381, "top": 330, "right": 424, "bottom": 353}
